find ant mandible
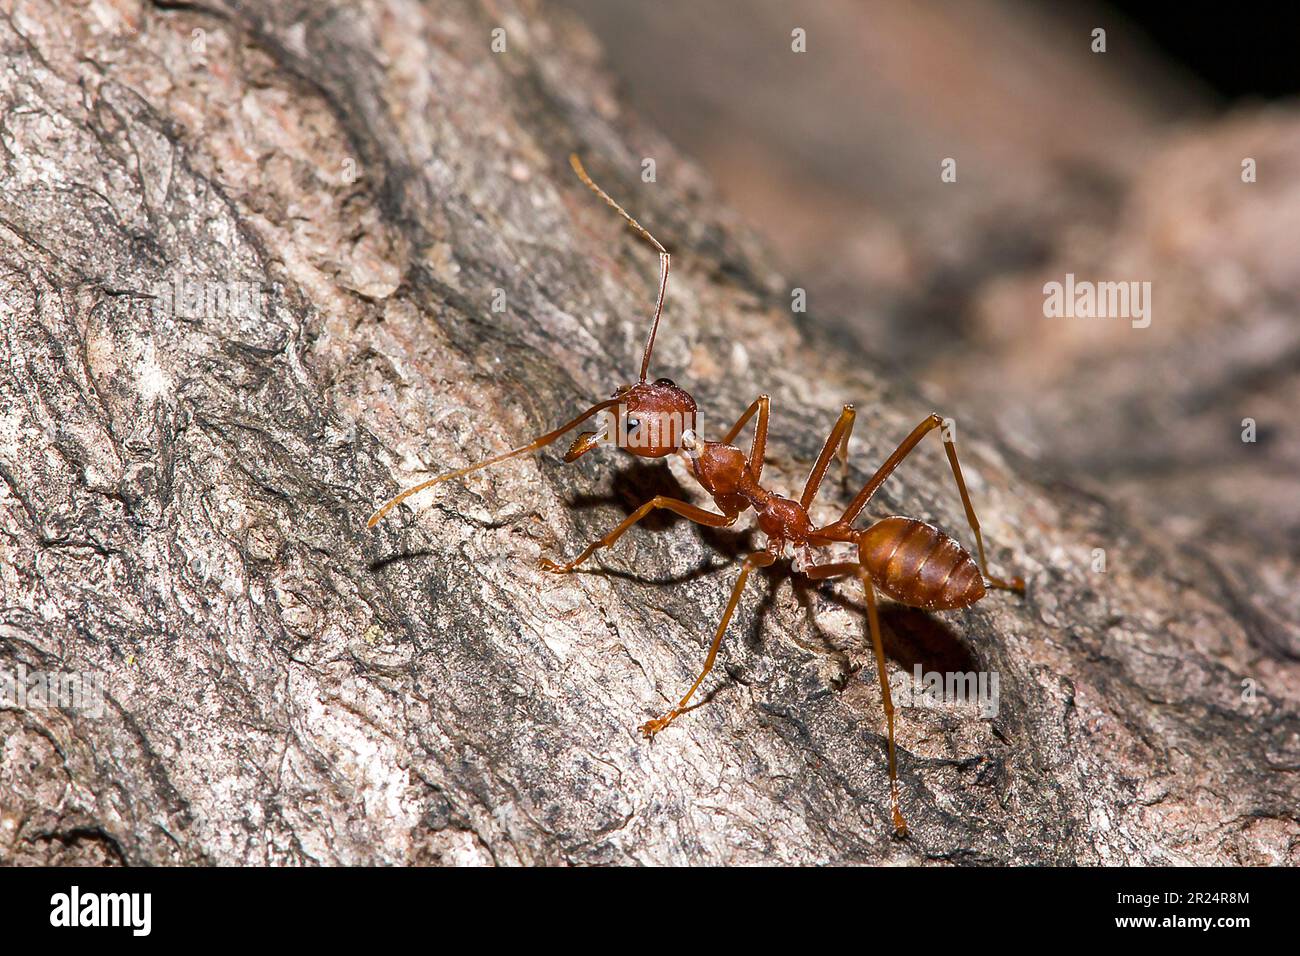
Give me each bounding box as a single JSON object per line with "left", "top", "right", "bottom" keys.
{"left": 368, "top": 154, "right": 1025, "bottom": 837}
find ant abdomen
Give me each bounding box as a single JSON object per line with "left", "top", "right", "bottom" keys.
{"left": 857, "top": 516, "right": 985, "bottom": 611}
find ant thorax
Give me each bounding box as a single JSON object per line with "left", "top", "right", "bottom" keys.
{"left": 689, "top": 441, "right": 749, "bottom": 497}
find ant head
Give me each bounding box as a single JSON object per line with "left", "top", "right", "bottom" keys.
{"left": 563, "top": 378, "right": 697, "bottom": 462}
{"left": 564, "top": 156, "right": 694, "bottom": 462}
{"left": 619, "top": 378, "right": 697, "bottom": 458}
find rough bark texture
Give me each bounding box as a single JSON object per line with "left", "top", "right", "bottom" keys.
{"left": 0, "top": 0, "right": 1296, "bottom": 866}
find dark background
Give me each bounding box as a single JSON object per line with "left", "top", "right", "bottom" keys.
{"left": 1109, "top": 2, "right": 1300, "bottom": 100}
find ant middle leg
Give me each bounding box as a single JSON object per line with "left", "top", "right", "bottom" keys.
{"left": 640, "top": 549, "right": 776, "bottom": 739}
{"left": 539, "top": 496, "right": 735, "bottom": 573}
{"left": 830, "top": 414, "right": 1023, "bottom": 594}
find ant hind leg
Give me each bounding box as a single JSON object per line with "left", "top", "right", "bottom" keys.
{"left": 858, "top": 568, "right": 909, "bottom": 838}
{"left": 834, "top": 413, "right": 1024, "bottom": 594}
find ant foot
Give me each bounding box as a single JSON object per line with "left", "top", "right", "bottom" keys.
{"left": 538, "top": 557, "right": 573, "bottom": 574}
{"left": 639, "top": 710, "right": 679, "bottom": 740}
{"left": 890, "top": 785, "right": 910, "bottom": 838}
{"left": 892, "top": 811, "right": 910, "bottom": 839}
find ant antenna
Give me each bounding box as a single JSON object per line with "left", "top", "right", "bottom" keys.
{"left": 367, "top": 397, "right": 621, "bottom": 527}
{"left": 570, "top": 154, "right": 669, "bottom": 383}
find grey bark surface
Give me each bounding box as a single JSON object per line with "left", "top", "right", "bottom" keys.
{"left": 0, "top": 0, "right": 1296, "bottom": 865}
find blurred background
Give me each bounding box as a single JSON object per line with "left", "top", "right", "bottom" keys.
{"left": 555, "top": 0, "right": 1300, "bottom": 654}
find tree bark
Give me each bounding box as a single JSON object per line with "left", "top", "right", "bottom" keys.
{"left": 0, "top": 0, "right": 1295, "bottom": 865}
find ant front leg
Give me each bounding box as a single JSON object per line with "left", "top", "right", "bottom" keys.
{"left": 640, "top": 549, "right": 776, "bottom": 739}
{"left": 539, "top": 496, "right": 734, "bottom": 573}
{"left": 721, "top": 395, "right": 770, "bottom": 481}
{"left": 834, "top": 413, "right": 1024, "bottom": 594}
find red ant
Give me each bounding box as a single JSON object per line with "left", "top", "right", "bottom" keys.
{"left": 368, "top": 155, "right": 1025, "bottom": 837}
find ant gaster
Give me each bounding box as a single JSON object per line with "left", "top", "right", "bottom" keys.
{"left": 368, "top": 155, "right": 1025, "bottom": 837}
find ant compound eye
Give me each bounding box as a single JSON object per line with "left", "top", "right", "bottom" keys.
{"left": 654, "top": 377, "right": 676, "bottom": 388}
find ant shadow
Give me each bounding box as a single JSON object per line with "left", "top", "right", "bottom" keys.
{"left": 367, "top": 548, "right": 440, "bottom": 573}
{"left": 757, "top": 574, "right": 976, "bottom": 689}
